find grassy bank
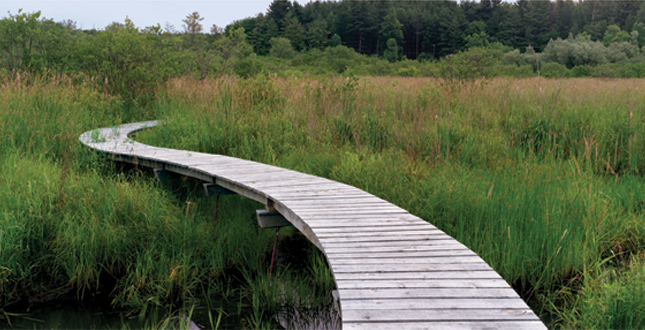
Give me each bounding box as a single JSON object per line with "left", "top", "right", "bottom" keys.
{"left": 138, "top": 75, "right": 645, "bottom": 328}
{"left": 2, "top": 73, "right": 645, "bottom": 328}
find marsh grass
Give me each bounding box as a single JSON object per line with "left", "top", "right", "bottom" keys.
{"left": 0, "top": 74, "right": 336, "bottom": 328}
{"left": 137, "top": 74, "right": 645, "bottom": 328}
{"left": 2, "top": 72, "right": 645, "bottom": 328}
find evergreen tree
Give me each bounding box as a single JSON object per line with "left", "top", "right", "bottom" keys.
{"left": 522, "top": 0, "right": 553, "bottom": 51}
{"left": 437, "top": 4, "right": 467, "bottom": 55}
{"left": 283, "top": 13, "right": 306, "bottom": 51}
{"left": 379, "top": 7, "right": 404, "bottom": 52}
{"left": 633, "top": 22, "right": 645, "bottom": 47}
{"left": 554, "top": 0, "right": 575, "bottom": 39}
{"left": 267, "top": 0, "right": 292, "bottom": 32}
{"left": 182, "top": 12, "right": 204, "bottom": 48}
{"left": 603, "top": 24, "right": 631, "bottom": 45}
{"left": 496, "top": 3, "right": 524, "bottom": 48}
{"left": 250, "top": 14, "right": 278, "bottom": 55}
{"left": 307, "top": 18, "right": 330, "bottom": 50}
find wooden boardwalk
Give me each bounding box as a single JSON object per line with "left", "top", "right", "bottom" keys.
{"left": 80, "top": 121, "right": 547, "bottom": 330}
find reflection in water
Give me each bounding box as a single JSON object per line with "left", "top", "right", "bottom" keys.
{"left": 3, "top": 299, "right": 341, "bottom": 329}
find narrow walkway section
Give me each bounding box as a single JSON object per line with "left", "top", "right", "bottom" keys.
{"left": 80, "top": 121, "right": 546, "bottom": 330}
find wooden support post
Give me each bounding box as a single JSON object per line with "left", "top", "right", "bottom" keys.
{"left": 256, "top": 209, "right": 292, "bottom": 228}
{"left": 153, "top": 168, "right": 170, "bottom": 181}
{"left": 203, "top": 183, "right": 237, "bottom": 197}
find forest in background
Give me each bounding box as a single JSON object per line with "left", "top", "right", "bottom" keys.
{"left": 2, "top": 0, "right": 645, "bottom": 105}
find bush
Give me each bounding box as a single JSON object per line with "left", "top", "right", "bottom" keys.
{"left": 540, "top": 62, "right": 569, "bottom": 78}
{"left": 396, "top": 65, "right": 420, "bottom": 77}
{"left": 493, "top": 64, "right": 535, "bottom": 78}
{"left": 569, "top": 64, "right": 593, "bottom": 77}
{"left": 269, "top": 37, "right": 295, "bottom": 59}
{"left": 592, "top": 63, "right": 621, "bottom": 78}
{"left": 438, "top": 47, "right": 500, "bottom": 84}
{"left": 233, "top": 54, "right": 263, "bottom": 78}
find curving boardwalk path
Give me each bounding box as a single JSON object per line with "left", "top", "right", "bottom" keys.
{"left": 80, "top": 121, "right": 546, "bottom": 330}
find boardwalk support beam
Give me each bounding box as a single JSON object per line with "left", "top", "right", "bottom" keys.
{"left": 256, "top": 209, "right": 292, "bottom": 228}
{"left": 153, "top": 168, "right": 170, "bottom": 181}
{"left": 203, "top": 183, "right": 237, "bottom": 196}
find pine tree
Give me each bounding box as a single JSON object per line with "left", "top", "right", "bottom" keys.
{"left": 283, "top": 13, "right": 306, "bottom": 51}
{"left": 380, "top": 7, "right": 404, "bottom": 49}
{"left": 267, "top": 0, "right": 292, "bottom": 32}
{"left": 307, "top": 18, "right": 329, "bottom": 50}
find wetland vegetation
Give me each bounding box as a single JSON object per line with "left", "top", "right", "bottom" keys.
{"left": 2, "top": 73, "right": 645, "bottom": 328}
{"left": 3, "top": 0, "right": 645, "bottom": 328}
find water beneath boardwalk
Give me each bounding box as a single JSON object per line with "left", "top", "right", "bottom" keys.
{"left": 2, "top": 299, "right": 341, "bottom": 329}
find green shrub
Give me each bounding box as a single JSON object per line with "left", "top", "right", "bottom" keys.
{"left": 569, "top": 64, "right": 593, "bottom": 77}
{"left": 269, "top": 37, "right": 295, "bottom": 59}
{"left": 540, "top": 62, "right": 569, "bottom": 78}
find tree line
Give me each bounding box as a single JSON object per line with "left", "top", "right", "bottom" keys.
{"left": 229, "top": 0, "right": 645, "bottom": 59}
{"left": 2, "top": 1, "right": 645, "bottom": 104}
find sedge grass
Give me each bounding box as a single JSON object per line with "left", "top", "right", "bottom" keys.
{"left": 0, "top": 74, "right": 336, "bottom": 328}
{"left": 137, "top": 74, "right": 645, "bottom": 328}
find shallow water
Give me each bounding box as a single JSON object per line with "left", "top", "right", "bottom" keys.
{"left": 2, "top": 299, "right": 341, "bottom": 329}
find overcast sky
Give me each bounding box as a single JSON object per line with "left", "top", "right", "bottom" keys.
{"left": 1, "top": 1, "right": 298, "bottom": 32}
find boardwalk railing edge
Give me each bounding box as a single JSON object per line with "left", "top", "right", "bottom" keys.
{"left": 80, "top": 121, "right": 547, "bottom": 330}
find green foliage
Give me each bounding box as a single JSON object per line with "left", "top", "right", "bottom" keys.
{"left": 214, "top": 27, "right": 253, "bottom": 75}
{"left": 383, "top": 38, "right": 401, "bottom": 63}
{"left": 75, "top": 17, "right": 167, "bottom": 106}
{"left": 569, "top": 64, "right": 592, "bottom": 77}
{"left": 540, "top": 62, "right": 569, "bottom": 78}
{"left": 379, "top": 7, "right": 403, "bottom": 49}
{"left": 269, "top": 37, "right": 295, "bottom": 59}
{"left": 283, "top": 14, "right": 306, "bottom": 51}
{"left": 603, "top": 24, "right": 630, "bottom": 46}
{"left": 306, "top": 19, "right": 329, "bottom": 50}
{"left": 0, "top": 9, "right": 74, "bottom": 73}
{"left": 633, "top": 22, "right": 645, "bottom": 48}
{"left": 438, "top": 47, "right": 499, "bottom": 85}
{"left": 568, "top": 257, "right": 645, "bottom": 329}
{"left": 329, "top": 34, "right": 341, "bottom": 47}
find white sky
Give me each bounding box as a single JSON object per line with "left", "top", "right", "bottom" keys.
{"left": 1, "top": 1, "right": 299, "bottom": 31}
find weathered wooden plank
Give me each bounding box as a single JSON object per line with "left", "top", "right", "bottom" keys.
{"left": 228, "top": 172, "right": 317, "bottom": 182}
{"left": 331, "top": 263, "right": 494, "bottom": 273}
{"left": 341, "top": 298, "right": 531, "bottom": 310}
{"left": 289, "top": 206, "right": 407, "bottom": 214}
{"left": 316, "top": 230, "right": 444, "bottom": 239}
{"left": 160, "top": 156, "right": 236, "bottom": 167}
{"left": 242, "top": 179, "right": 333, "bottom": 189}
{"left": 319, "top": 234, "right": 456, "bottom": 244}
{"left": 305, "top": 219, "right": 429, "bottom": 228}
{"left": 333, "top": 270, "right": 502, "bottom": 281}
{"left": 342, "top": 309, "right": 538, "bottom": 322}
{"left": 321, "top": 239, "right": 457, "bottom": 249}
{"left": 343, "top": 321, "right": 547, "bottom": 330}
{"left": 286, "top": 204, "right": 404, "bottom": 212}
{"left": 323, "top": 244, "right": 469, "bottom": 254}
{"left": 329, "top": 256, "right": 485, "bottom": 265}
{"left": 281, "top": 197, "right": 387, "bottom": 205}
{"left": 334, "top": 279, "right": 510, "bottom": 289}
{"left": 258, "top": 183, "right": 358, "bottom": 194}
{"left": 337, "top": 287, "right": 522, "bottom": 299}
{"left": 326, "top": 250, "right": 477, "bottom": 259}
{"left": 313, "top": 224, "right": 437, "bottom": 233}
{"left": 275, "top": 193, "right": 376, "bottom": 201}
{"left": 299, "top": 214, "right": 418, "bottom": 222}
